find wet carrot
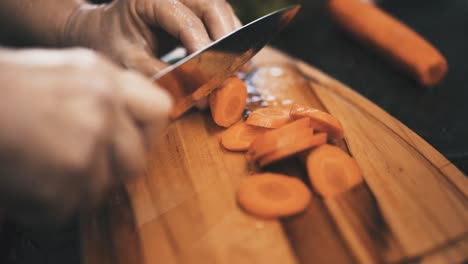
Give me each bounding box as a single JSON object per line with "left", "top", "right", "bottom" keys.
{"left": 290, "top": 104, "right": 344, "bottom": 140}
{"left": 221, "top": 121, "right": 269, "bottom": 151}
{"left": 306, "top": 144, "right": 363, "bottom": 198}
{"left": 246, "top": 106, "right": 291, "bottom": 128}
{"left": 258, "top": 133, "right": 328, "bottom": 167}
{"left": 248, "top": 117, "right": 312, "bottom": 159}
{"left": 209, "top": 77, "right": 247, "bottom": 127}
{"left": 328, "top": 0, "right": 448, "bottom": 87}
{"left": 237, "top": 173, "right": 311, "bottom": 218}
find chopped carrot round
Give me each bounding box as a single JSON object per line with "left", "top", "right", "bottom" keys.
{"left": 237, "top": 173, "right": 311, "bottom": 218}
{"left": 221, "top": 121, "right": 269, "bottom": 151}
{"left": 246, "top": 106, "right": 291, "bottom": 128}
{"left": 306, "top": 144, "right": 363, "bottom": 198}
{"left": 248, "top": 117, "right": 312, "bottom": 159}
{"left": 290, "top": 104, "right": 344, "bottom": 140}
{"left": 209, "top": 77, "right": 247, "bottom": 128}
{"left": 258, "top": 132, "right": 328, "bottom": 167}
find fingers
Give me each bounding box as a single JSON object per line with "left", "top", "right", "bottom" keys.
{"left": 83, "top": 147, "right": 113, "bottom": 209}
{"left": 118, "top": 71, "right": 173, "bottom": 122}
{"left": 138, "top": 0, "right": 211, "bottom": 53}
{"left": 195, "top": 97, "right": 208, "bottom": 110}
{"left": 180, "top": 0, "right": 235, "bottom": 40}
{"left": 122, "top": 49, "right": 170, "bottom": 77}
{"left": 118, "top": 70, "right": 172, "bottom": 147}
{"left": 111, "top": 108, "right": 147, "bottom": 179}
{"left": 227, "top": 4, "right": 243, "bottom": 29}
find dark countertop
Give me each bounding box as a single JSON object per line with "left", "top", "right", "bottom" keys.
{"left": 273, "top": 0, "right": 468, "bottom": 174}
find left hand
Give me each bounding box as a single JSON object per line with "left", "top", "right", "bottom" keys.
{"left": 61, "top": 0, "right": 242, "bottom": 77}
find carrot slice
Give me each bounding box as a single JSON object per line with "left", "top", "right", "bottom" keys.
{"left": 290, "top": 104, "right": 344, "bottom": 140}
{"left": 306, "top": 144, "right": 363, "bottom": 198}
{"left": 237, "top": 173, "right": 311, "bottom": 218}
{"left": 221, "top": 121, "right": 269, "bottom": 151}
{"left": 209, "top": 77, "right": 247, "bottom": 127}
{"left": 248, "top": 117, "right": 312, "bottom": 159}
{"left": 258, "top": 133, "right": 328, "bottom": 167}
{"left": 246, "top": 106, "right": 291, "bottom": 128}
{"left": 328, "top": 0, "right": 447, "bottom": 87}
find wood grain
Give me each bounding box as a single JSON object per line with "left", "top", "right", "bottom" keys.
{"left": 293, "top": 55, "right": 467, "bottom": 262}
{"left": 247, "top": 61, "right": 358, "bottom": 264}
{"left": 126, "top": 111, "right": 299, "bottom": 264}
{"left": 420, "top": 234, "right": 468, "bottom": 264}
{"left": 82, "top": 47, "right": 467, "bottom": 264}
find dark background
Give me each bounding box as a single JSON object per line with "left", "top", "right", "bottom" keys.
{"left": 271, "top": 0, "right": 468, "bottom": 173}
{"left": 3, "top": 0, "right": 467, "bottom": 263}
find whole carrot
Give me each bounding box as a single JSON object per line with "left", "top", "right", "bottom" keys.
{"left": 328, "top": 0, "right": 448, "bottom": 87}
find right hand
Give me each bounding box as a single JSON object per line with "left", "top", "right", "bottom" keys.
{"left": 0, "top": 48, "right": 172, "bottom": 225}
{"left": 62, "top": 0, "right": 242, "bottom": 77}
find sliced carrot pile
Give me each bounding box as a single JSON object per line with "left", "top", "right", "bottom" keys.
{"left": 246, "top": 106, "right": 291, "bottom": 128}
{"left": 205, "top": 73, "right": 365, "bottom": 216}
{"left": 237, "top": 173, "right": 311, "bottom": 218}
{"left": 328, "top": 0, "right": 447, "bottom": 87}
{"left": 248, "top": 117, "right": 312, "bottom": 160}
{"left": 290, "top": 104, "right": 344, "bottom": 140}
{"left": 306, "top": 144, "right": 363, "bottom": 198}
{"left": 258, "top": 133, "right": 328, "bottom": 167}
{"left": 209, "top": 77, "right": 247, "bottom": 127}
{"left": 221, "top": 121, "right": 269, "bottom": 151}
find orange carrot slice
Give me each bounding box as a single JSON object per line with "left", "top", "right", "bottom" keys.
{"left": 246, "top": 106, "right": 291, "bottom": 128}
{"left": 306, "top": 144, "right": 363, "bottom": 198}
{"left": 209, "top": 77, "right": 247, "bottom": 127}
{"left": 248, "top": 117, "right": 312, "bottom": 159}
{"left": 221, "top": 121, "right": 269, "bottom": 151}
{"left": 258, "top": 133, "right": 328, "bottom": 167}
{"left": 328, "top": 0, "right": 448, "bottom": 87}
{"left": 290, "top": 104, "right": 344, "bottom": 140}
{"left": 237, "top": 173, "right": 311, "bottom": 218}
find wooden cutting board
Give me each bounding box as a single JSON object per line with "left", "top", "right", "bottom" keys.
{"left": 81, "top": 47, "right": 468, "bottom": 264}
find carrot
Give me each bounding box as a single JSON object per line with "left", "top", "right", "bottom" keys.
{"left": 248, "top": 117, "right": 312, "bottom": 159}
{"left": 258, "top": 133, "right": 328, "bottom": 167}
{"left": 221, "top": 121, "right": 269, "bottom": 151}
{"left": 328, "top": 0, "right": 448, "bottom": 87}
{"left": 306, "top": 144, "right": 363, "bottom": 198}
{"left": 209, "top": 77, "right": 247, "bottom": 127}
{"left": 246, "top": 106, "right": 291, "bottom": 128}
{"left": 290, "top": 104, "right": 344, "bottom": 140}
{"left": 237, "top": 173, "right": 311, "bottom": 218}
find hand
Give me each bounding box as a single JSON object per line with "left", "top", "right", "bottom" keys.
{"left": 62, "top": 0, "right": 242, "bottom": 77}
{"left": 0, "top": 48, "right": 172, "bottom": 225}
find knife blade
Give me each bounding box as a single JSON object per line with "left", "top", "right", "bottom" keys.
{"left": 152, "top": 5, "right": 301, "bottom": 118}
{"left": 80, "top": 7, "right": 301, "bottom": 264}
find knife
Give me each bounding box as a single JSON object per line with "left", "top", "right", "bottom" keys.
{"left": 81, "top": 6, "right": 301, "bottom": 264}
{"left": 152, "top": 5, "right": 301, "bottom": 118}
